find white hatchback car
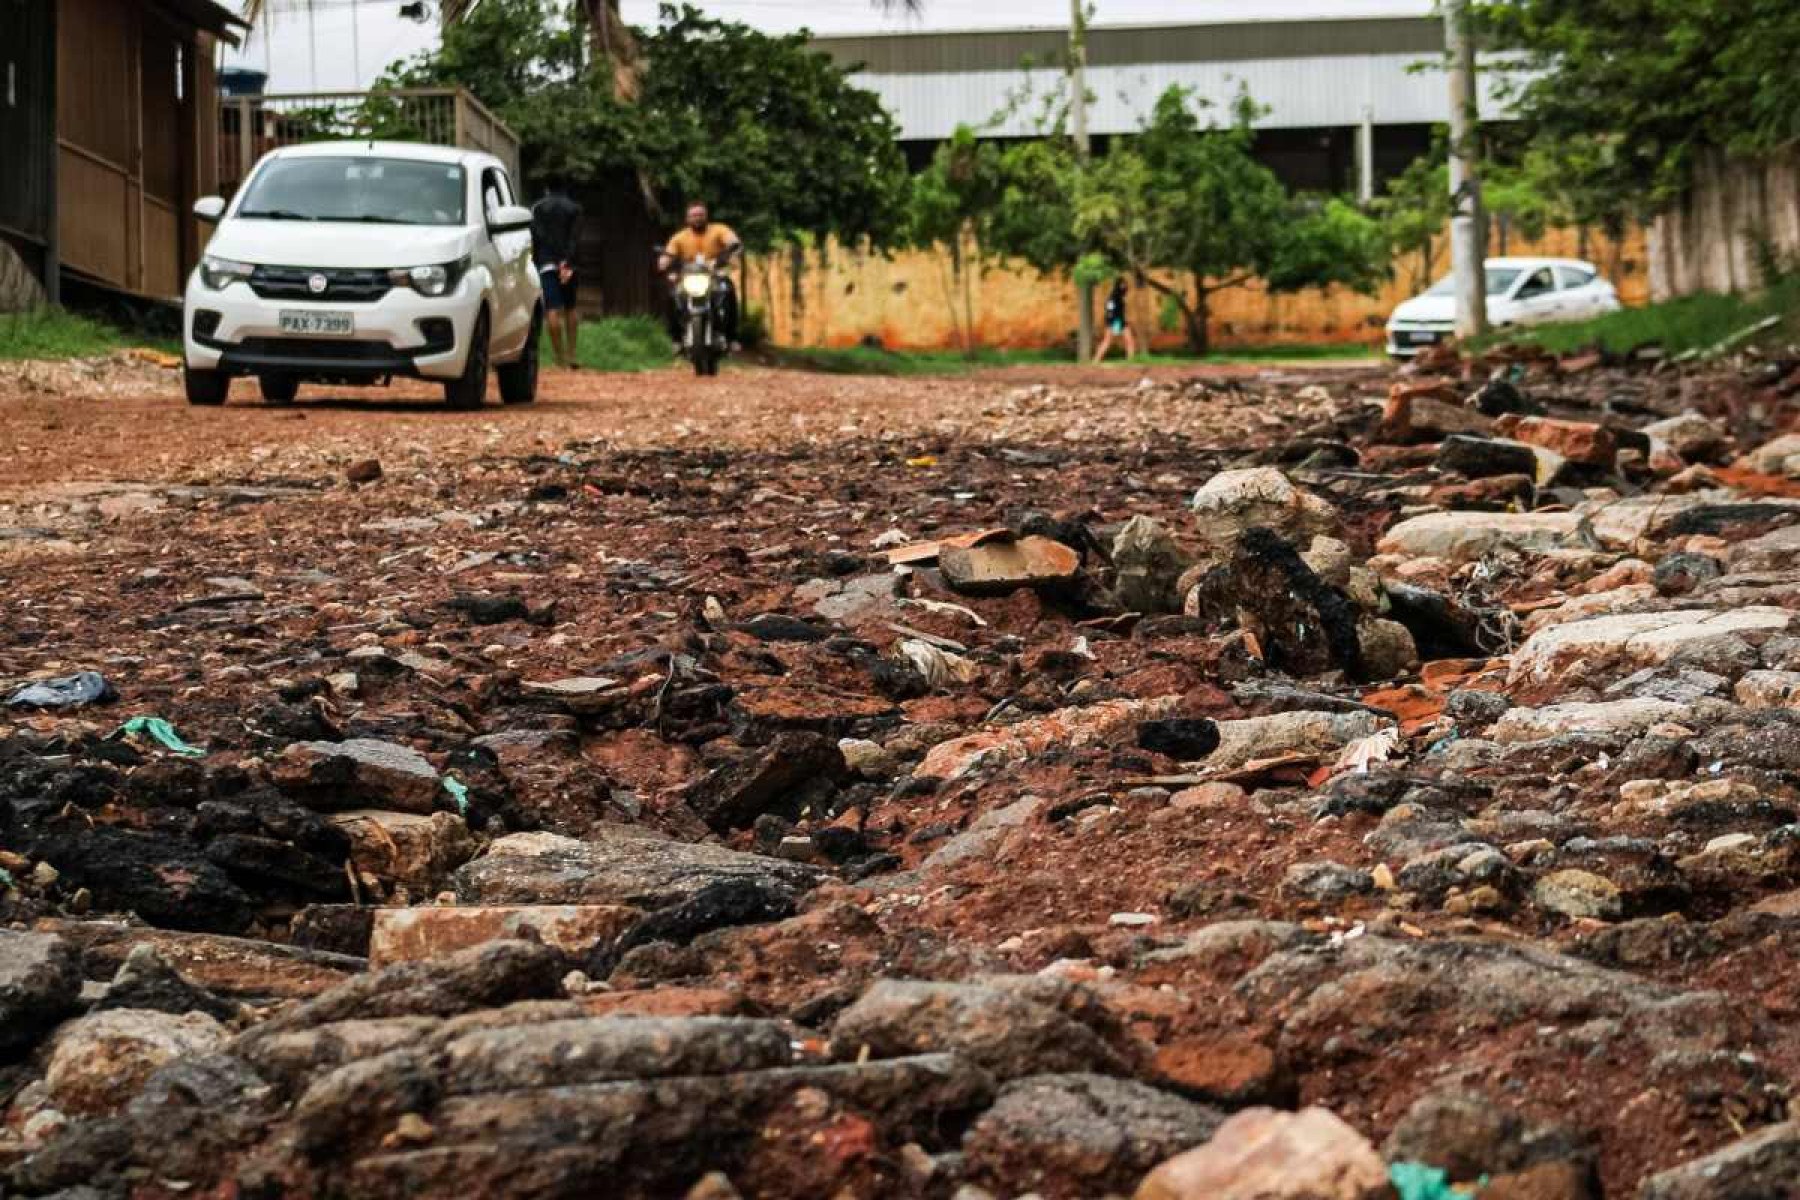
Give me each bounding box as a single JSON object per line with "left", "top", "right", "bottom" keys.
{"left": 1385, "top": 256, "right": 1620, "bottom": 357}
{"left": 183, "top": 141, "right": 543, "bottom": 408}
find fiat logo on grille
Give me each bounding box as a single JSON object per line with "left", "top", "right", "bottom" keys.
{"left": 307, "top": 273, "right": 329, "bottom": 295}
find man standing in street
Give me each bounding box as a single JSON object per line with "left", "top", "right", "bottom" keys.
{"left": 531, "top": 182, "right": 584, "bottom": 369}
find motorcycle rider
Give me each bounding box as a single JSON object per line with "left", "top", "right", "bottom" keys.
{"left": 658, "top": 201, "right": 742, "bottom": 350}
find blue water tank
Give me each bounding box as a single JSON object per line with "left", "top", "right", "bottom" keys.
{"left": 219, "top": 68, "right": 268, "bottom": 98}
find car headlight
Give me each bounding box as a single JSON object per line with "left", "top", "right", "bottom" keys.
{"left": 199, "top": 256, "right": 254, "bottom": 291}
{"left": 389, "top": 256, "right": 469, "bottom": 298}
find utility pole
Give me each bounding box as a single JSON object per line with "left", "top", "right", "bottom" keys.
{"left": 306, "top": 0, "right": 319, "bottom": 91}
{"left": 1069, "top": 0, "right": 1094, "bottom": 363}
{"left": 1444, "top": 0, "right": 1488, "bottom": 339}
{"left": 349, "top": 0, "right": 362, "bottom": 88}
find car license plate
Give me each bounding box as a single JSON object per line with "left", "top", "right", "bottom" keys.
{"left": 1404, "top": 330, "right": 1440, "bottom": 345}
{"left": 278, "top": 310, "right": 354, "bottom": 336}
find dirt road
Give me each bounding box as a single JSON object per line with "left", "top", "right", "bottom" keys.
{"left": 5, "top": 351, "right": 1800, "bottom": 1198}
{"left": 0, "top": 360, "right": 1359, "bottom": 488}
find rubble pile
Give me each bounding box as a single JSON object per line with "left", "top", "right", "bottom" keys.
{"left": 4, "top": 349, "right": 1800, "bottom": 1198}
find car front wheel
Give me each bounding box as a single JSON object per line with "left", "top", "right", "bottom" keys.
{"left": 184, "top": 366, "right": 229, "bottom": 406}
{"left": 444, "top": 310, "right": 490, "bottom": 410}
{"left": 498, "top": 309, "right": 540, "bottom": 405}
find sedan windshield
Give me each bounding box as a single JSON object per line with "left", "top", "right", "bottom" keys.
{"left": 237, "top": 157, "right": 466, "bottom": 226}
{"left": 1425, "top": 267, "right": 1523, "bottom": 298}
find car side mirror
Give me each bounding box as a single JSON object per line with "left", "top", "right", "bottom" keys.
{"left": 194, "top": 196, "right": 226, "bottom": 224}
{"left": 488, "top": 204, "right": 533, "bottom": 234}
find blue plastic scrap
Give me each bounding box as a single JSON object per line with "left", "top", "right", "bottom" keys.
{"left": 7, "top": 671, "right": 115, "bottom": 710}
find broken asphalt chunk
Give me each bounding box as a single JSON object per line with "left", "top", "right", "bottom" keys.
{"left": 684, "top": 732, "right": 848, "bottom": 833}
{"left": 276, "top": 738, "right": 443, "bottom": 814}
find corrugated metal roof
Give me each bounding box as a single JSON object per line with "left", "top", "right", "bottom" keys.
{"left": 813, "top": 14, "right": 1512, "bottom": 140}
{"left": 812, "top": 3, "right": 1438, "bottom": 41}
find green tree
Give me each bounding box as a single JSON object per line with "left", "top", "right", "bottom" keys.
{"left": 903, "top": 126, "right": 1003, "bottom": 353}
{"left": 1476, "top": 0, "right": 1800, "bottom": 225}
{"left": 1370, "top": 145, "right": 1448, "bottom": 294}
{"left": 1073, "top": 88, "right": 1386, "bottom": 353}
{"left": 987, "top": 139, "right": 1084, "bottom": 282}
{"left": 633, "top": 7, "right": 906, "bottom": 253}
{"left": 383, "top": 2, "right": 907, "bottom": 253}
{"left": 376, "top": 0, "right": 634, "bottom": 186}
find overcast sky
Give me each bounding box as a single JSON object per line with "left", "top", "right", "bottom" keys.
{"left": 225, "top": 1, "right": 1431, "bottom": 92}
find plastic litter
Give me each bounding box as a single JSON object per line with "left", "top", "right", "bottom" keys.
{"left": 443, "top": 776, "right": 471, "bottom": 816}
{"left": 7, "top": 671, "right": 115, "bottom": 710}
{"left": 1389, "top": 1161, "right": 1480, "bottom": 1200}
{"left": 1333, "top": 726, "right": 1400, "bottom": 775}
{"left": 116, "top": 716, "right": 206, "bottom": 758}
{"left": 898, "top": 638, "right": 979, "bottom": 689}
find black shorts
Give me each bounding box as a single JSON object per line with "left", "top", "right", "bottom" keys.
{"left": 539, "top": 265, "right": 579, "bottom": 312}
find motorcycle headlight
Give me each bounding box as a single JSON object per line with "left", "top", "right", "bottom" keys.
{"left": 680, "top": 273, "right": 712, "bottom": 299}
{"left": 389, "top": 256, "right": 469, "bottom": 297}
{"left": 199, "top": 256, "right": 254, "bottom": 291}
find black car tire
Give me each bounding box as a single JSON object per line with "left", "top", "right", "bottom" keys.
{"left": 444, "top": 310, "right": 490, "bottom": 410}
{"left": 184, "top": 366, "right": 229, "bottom": 406}
{"left": 498, "top": 309, "right": 540, "bottom": 405}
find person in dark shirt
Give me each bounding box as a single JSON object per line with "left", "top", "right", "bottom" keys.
{"left": 1093, "top": 276, "right": 1138, "bottom": 363}
{"left": 531, "top": 183, "right": 584, "bottom": 368}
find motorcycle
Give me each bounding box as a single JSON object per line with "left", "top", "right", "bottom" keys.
{"left": 660, "top": 249, "right": 733, "bottom": 377}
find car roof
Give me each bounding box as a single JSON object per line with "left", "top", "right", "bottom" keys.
{"left": 1486, "top": 256, "right": 1598, "bottom": 272}
{"left": 268, "top": 141, "right": 502, "bottom": 171}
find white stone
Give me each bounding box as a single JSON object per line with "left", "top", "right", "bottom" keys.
{"left": 1508, "top": 607, "right": 1793, "bottom": 686}
{"left": 1209, "top": 710, "right": 1389, "bottom": 772}
{"left": 1491, "top": 698, "right": 1693, "bottom": 743}
{"left": 1376, "top": 511, "right": 1583, "bottom": 562}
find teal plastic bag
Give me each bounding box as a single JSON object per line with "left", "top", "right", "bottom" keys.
{"left": 116, "top": 716, "right": 206, "bottom": 758}
{"left": 443, "top": 776, "right": 470, "bottom": 816}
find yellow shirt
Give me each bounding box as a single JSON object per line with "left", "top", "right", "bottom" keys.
{"left": 665, "top": 223, "right": 740, "bottom": 264}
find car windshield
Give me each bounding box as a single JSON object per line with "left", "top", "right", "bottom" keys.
{"left": 1425, "top": 267, "right": 1523, "bottom": 298}
{"left": 237, "top": 157, "right": 466, "bottom": 226}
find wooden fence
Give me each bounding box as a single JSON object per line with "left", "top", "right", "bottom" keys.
{"left": 217, "top": 87, "right": 521, "bottom": 197}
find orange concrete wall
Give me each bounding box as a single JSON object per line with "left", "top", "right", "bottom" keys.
{"left": 748, "top": 222, "right": 1649, "bottom": 351}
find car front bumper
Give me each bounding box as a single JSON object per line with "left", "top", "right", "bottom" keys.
{"left": 183, "top": 273, "right": 481, "bottom": 381}
{"left": 1385, "top": 324, "right": 1456, "bottom": 357}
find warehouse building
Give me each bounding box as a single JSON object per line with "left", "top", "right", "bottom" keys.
{"left": 810, "top": 0, "right": 1512, "bottom": 199}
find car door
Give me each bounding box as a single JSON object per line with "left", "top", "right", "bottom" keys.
{"left": 1555, "top": 264, "right": 1600, "bottom": 318}
{"left": 1508, "top": 266, "right": 1562, "bottom": 326}
{"left": 480, "top": 167, "right": 533, "bottom": 355}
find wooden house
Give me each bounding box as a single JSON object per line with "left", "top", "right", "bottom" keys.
{"left": 1, "top": 0, "right": 246, "bottom": 305}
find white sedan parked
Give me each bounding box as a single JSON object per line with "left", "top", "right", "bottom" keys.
{"left": 1385, "top": 256, "right": 1621, "bottom": 357}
